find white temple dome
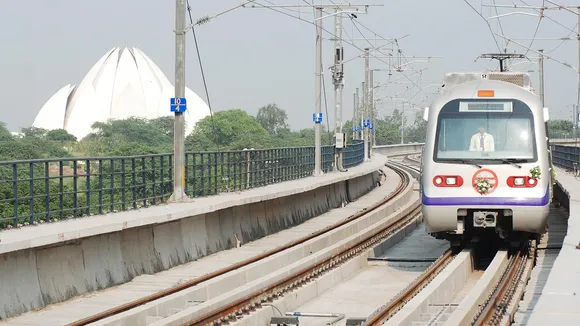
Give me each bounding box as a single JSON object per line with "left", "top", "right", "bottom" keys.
{"left": 32, "top": 47, "right": 210, "bottom": 140}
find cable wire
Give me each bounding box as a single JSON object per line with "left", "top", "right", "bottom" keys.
{"left": 545, "top": 22, "right": 578, "bottom": 54}
{"left": 492, "top": 0, "right": 507, "bottom": 50}
{"left": 248, "top": 1, "right": 396, "bottom": 69}
{"left": 462, "top": 0, "right": 502, "bottom": 52}
{"left": 186, "top": 0, "right": 221, "bottom": 151}
{"left": 519, "top": 0, "right": 576, "bottom": 34}
{"left": 523, "top": 0, "right": 545, "bottom": 57}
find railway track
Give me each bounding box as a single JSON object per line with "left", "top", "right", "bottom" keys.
{"left": 63, "top": 159, "right": 421, "bottom": 326}
{"left": 352, "top": 241, "right": 534, "bottom": 326}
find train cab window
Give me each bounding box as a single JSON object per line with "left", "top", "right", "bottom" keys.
{"left": 434, "top": 99, "right": 538, "bottom": 164}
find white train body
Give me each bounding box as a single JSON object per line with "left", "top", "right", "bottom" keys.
{"left": 420, "top": 72, "right": 551, "bottom": 243}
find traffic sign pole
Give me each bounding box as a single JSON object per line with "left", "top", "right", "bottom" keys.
{"left": 171, "top": 0, "right": 187, "bottom": 202}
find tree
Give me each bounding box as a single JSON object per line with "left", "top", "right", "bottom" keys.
{"left": 82, "top": 118, "right": 174, "bottom": 155}
{"left": 548, "top": 119, "right": 573, "bottom": 137}
{"left": 46, "top": 129, "right": 77, "bottom": 142}
{"left": 404, "top": 110, "right": 427, "bottom": 143}
{"left": 0, "top": 122, "right": 12, "bottom": 141}
{"left": 256, "top": 103, "right": 290, "bottom": 136}
{"left": 186, "top": 109, "right": 270, "bottom": 151}
{"left": 21, "top": 127, "right": 48, "bottom": 138}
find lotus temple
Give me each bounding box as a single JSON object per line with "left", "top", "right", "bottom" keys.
{"left": 32, "top": 47, "right": 210, "bottom": 140}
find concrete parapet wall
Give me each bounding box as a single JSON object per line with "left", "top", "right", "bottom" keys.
{"left": 0, "top": 160, "right": 387, "bottom": 319}
{"left": 553, "top": 179, "right": 570, "bottom": 212}
{"left": 374, "top": 143, "right": 424, "bottom": 157}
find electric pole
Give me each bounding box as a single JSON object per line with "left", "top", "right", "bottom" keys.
{"left": 171, "top": 0, "right": 186, "bottom": 202}
{"left": 314, "top": 6, "right": 323, "bottom": 175}
{"left": 577, "top": 6, "right": 580, "bottom": 147}
{"left": 353, "top": 90, "right": 358, "bottom": 140}
{"left": 539, "top": 49, "right": 545, "bottom": 107}
{"left": 574, "top": 105, "right": 578, "bottom": 145}
{"left": 364, "top": 48, "right": 370, "bottom": 161}
{"left": 401, "top": 102, "right": 405, "bottom": 144}
{"left": 332, "top": 9, "right": 345, "bottom": 171}
{"left": 361, "top": 81, "right": 365, "bottom": 141}
{"left": 369, "top": 69, "right": 375, "bottom": 155}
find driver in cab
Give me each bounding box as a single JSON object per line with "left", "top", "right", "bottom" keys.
{"left": 469, "top": 127, "right": 495, "bottom": 152}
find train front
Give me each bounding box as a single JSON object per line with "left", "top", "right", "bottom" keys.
{"left": 421, "top": 80, "right": 551, "bottom": 243}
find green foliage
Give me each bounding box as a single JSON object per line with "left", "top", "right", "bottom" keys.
{"left": 186, "top": 109, "right": 270, "bottom": 151}
{"left": 256, "top": 103, "right": 290, "bottom": 136}
{"left": 548, "top": 119, "right": 574, "bottom": 138}
{"left": 46, "top": 129, "right": 77, "bottom": 142}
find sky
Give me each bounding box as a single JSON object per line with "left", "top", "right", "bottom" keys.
{"left": 0, "top": 0, "right": 579, "bottom": 132}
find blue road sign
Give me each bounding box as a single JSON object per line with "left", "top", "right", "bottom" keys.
{"left": 312, "top": 113, "right": 323, "bottom": 123}
{"left": 170, "top": 97, "right": 187, "bottom": 113}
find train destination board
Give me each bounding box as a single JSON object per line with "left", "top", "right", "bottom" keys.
{"left": 459, "top": 101, "right": 513, "bottom": 112}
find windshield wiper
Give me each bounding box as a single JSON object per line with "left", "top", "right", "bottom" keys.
{"left": 458, "top": 159, "right": 482, "bottom": 168}
{"left": 501, "top": 159, "right": 522, "bottom": 168}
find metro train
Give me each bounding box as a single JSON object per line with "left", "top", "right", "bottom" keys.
{"left": 420, "top": 72, "right": 552, "bottom": 245}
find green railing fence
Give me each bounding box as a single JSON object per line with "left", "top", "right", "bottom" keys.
{"left": 0, "top": 142, "right": 362, "bottom": 229}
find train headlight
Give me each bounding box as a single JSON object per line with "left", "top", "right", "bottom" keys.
{"left": 507, "top": 176, "right": 538, "bottom": 188}
{"left": 433, "top": 175, "right": 463, "bottom": 187}
{"left": 514, "top": 177, "right": 525, "bottom": 186}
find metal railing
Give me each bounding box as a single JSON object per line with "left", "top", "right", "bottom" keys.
{"left": 551, "top": 144, "right": 580, "bottom": 174}
{"left": 0, "top": 143, "right": 356, "bottom": 229}
{"left": 343, "top": 139, "right": 364, "bottom": 168}
{"left": 549, "top": 132, "right": 574, "bottom": 139}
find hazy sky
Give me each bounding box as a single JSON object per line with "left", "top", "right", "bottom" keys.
{"left": 1, "top": 0, "right": 579, "bottom": 132}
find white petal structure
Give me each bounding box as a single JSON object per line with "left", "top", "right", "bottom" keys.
{"left": 32, "top": 47, "right": 210, "bottom": 140}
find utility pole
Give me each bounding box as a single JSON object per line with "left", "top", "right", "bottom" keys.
{"left": 538, "top": 49, "right": 545, "bottom": 107}
{"left": 400, "top": 102, "right": 405, "bottom": 144}
{"left": 369, "top": 69, "right": 374, "bottom": 155}
{"left": 332, "top": 9, "right": 345, "bottom": 171}
{"left": 353, "top": 90, "right": 358, "bottom": 140}
{"left": 361, "top": 81, "right": 365, "bottom": 141}
{"left": 171, "top": 0, "right": 186, "bottom": 202}
{"left": 314, "top": 6, "right": 323, "bottom": 175}
{"left": 364, "top": 48, "right": 370, "bottom": 161}
{"left": 574, "top": 104, "right": 578, "bottom": 145}
{"left": 577, "top": 6, "right": 580, "bottom": 147}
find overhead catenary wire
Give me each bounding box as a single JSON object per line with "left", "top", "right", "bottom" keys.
{"left": 545, "top": 22, "right": 579, "bottom": 54}
{"left": 246, "top": 1, "right": 399, "bottom": 70}
{"left": 522, "top": 0, "right": 545, "bottom": 57}
{"left": 192, "top": 0, "right": 259, "bottom": 26}
{"left": 186, "top": 0, "right": 221, "bottom": 151}
{"left": 492, "top": 0, "right": 507, "bottom": 49}
{"left": 250, "top": 1, "right": 436, "bottom": 121}
{"left": 493, "top": 32, "right": 579, "bottom": 73}
{"left": 519, "top": 0, "right": 577, "bottom": 34}
{"left": 462, "top": 0, "right": 503, "bottom": 52}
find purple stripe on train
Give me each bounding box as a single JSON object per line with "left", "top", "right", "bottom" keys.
{"left": 422, "top": 187, "right": 550, "bottom": 206}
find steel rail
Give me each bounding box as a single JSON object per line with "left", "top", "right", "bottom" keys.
{"left": 473, "top": 246, "right": 529, "bottom": 326}
{"left": 189, "top": 190, "right": 421, "bottom": 325}
{"left": 67, "top": 163, "right": 412, "bottom": 326}
{"left": 362, "top": 249, "right": 455, "bottom": 325}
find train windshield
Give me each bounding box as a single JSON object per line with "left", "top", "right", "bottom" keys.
{"left": 434, "top": 99, "right": 537, "bottom": 163}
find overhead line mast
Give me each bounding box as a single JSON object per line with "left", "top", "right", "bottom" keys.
{"left": 243, "top": 2, "right": 383, "bottom": 174}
